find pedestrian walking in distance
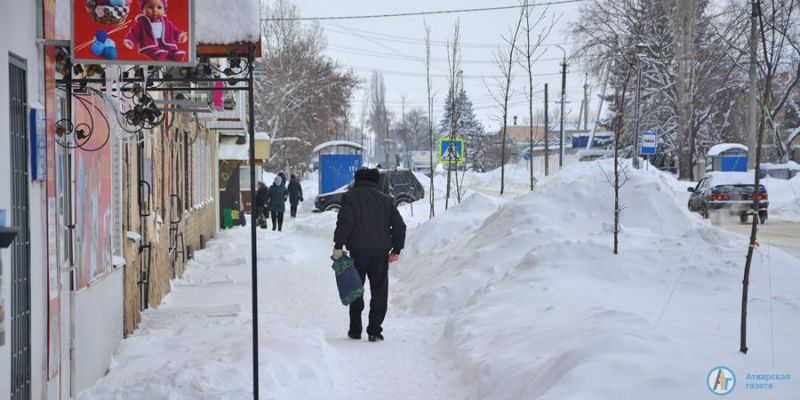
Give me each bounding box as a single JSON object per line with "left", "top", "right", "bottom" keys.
{"left": 288, "top": 174, "right": 303, "bottom": 218}
{"left": 255, "top": 181, "right": 269, "bottom": 229}
{"left": 332, "top": 168, "right": 406, "bottom": 342}
{"left": 267, "top": 176, "right": 288, "bottom": 232}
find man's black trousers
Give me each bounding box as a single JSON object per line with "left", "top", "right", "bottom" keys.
{"left": 349, "top": 254, "right": 389, "bottom": 336}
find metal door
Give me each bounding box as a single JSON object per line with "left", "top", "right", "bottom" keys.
{"left": 9, "top": 55, "right": 31, "bottom": 400}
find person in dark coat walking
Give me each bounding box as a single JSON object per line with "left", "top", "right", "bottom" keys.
{"left": 287, "top": 174, "right": 303, "bottom": 218}
{"left": 332, "top": 168, "right": 406, "bottom": 342}
{"left": 255, "top": 181, "right": 269, "bottom": 229}
{"left": 267, "top": 176, "right": 288, "bottom": 231}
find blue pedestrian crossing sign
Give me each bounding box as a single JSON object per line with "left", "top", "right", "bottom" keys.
{"left": 640, "top": 131, "right": 657, "bottom": 155}
{"left": 439, "top": 138, "right": 465, "bottom": 164}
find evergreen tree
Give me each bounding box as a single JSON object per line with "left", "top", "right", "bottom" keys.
{"left": 438, "top": 88, "right": 501, "bottom": 171}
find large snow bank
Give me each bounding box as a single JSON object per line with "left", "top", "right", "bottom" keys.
{"left": 764, "top": 176, "right": 800, "bottom": 221}
{"left": 395, "top": 160, "right": 800, "bottom": 399}
{"left": 196, "top": 0, "right": 260, "bottom": 45}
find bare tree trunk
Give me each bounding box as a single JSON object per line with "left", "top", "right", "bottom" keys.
{"left": 496, "top": 9, "right": 525, "bottom": 195}
{"left": 610, "top": 60, "right": 633, "bottom": 255}
{"left": 741, "top": 0, "right": 793, "bottom": 354}
{"left": 668, "top": 0, "right": 699, "bottom": 180}
{"left": 425, "top": 23, "right": 435, "bottom": 218}
{"left": 519, "top": 0, "right": 555, "bottom": 191}
{"left": 445, "top": 23, "right": 462, "bottom": 209}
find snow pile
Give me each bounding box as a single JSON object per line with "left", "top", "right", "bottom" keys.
{"left": 764, "top": 176, "right": 800, "bottom": 221}
{"left": 196, "top": 0, "right": 260, "bottom": 45}
{"left": 462, "top": 163, "right": 533, "bottom": 195}
{"left": 394, "top": 160, "right": 800, "bottom": 399}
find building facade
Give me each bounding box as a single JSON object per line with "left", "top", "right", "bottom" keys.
{"left": 0, "top": 0, "right": 256, "bottom": 398}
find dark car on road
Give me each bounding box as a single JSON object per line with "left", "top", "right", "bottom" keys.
{"left": 315, "top": 169, "right": 425, "bottom": 212}
{"left": 687, "top": 172, "right": 769, "bottom": 223}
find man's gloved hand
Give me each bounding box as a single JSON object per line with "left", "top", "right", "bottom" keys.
{"left": 332, "top": 248, "right": 344, "bottom": 261}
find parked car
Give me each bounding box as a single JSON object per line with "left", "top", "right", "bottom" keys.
{"left": 315, "top": 169, "right": 425, "bottom": 212}
{"left": 687, "top": 172, "right": 769, "bottom": 223}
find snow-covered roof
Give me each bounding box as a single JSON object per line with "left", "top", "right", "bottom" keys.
{"left": 219, "top": 138, "right": 249, "bottom": 161}
{"left": 255, "top": 132, "right": 270, "bottom": 141}
{"left": 196, "top": 0, "right": 261, "bottom": 45}
{"left": 761, "top": 161, "right": 800, "bottom": 171}
{"left": 577, "top": 149, "right": 613, "bottom": 158}
{"left": 707, "top": 143, "right": 748, "bottom": 156}
{"left": 704, "top": 171, "right": 757, "bottom": 186}
{"left": 313, "top": 141, "right": 367, "bottom": 153}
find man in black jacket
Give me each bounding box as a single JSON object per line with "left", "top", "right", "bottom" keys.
{"left": 333, "top": 168, "right": 406, "bottom": 342}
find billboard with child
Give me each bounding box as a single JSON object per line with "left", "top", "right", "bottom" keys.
{"left": 72, "top": 0, "right": 195, "bottom": 65}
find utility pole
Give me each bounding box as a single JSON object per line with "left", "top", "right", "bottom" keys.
{"left": 583, "top": 73, "right": 589, "bottom": 131}
{"left": 746, "top": 0, "right": 758, "bottom": 169}
{"left": 557, "top": 46, "right": 568, "bottom": 169}
{"left": 401, "top": 93, "right": 408, "bottom": 168}
{"left": 544, "top": 83, "right": 550, "bottom": 176}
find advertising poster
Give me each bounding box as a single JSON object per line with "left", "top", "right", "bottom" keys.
{"left": 74, "top": 95, "right": 113, "bottom": 290}
{"left": 72, "top": 0, "right": 194, "bottom": 66}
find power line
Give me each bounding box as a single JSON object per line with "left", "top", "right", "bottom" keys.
{"left": 319, "top": 23, "right": 579, "bottom": 49}
{"left": 347, "top": 66, "right": 584, "bottom": 79}
{"left": 327, "top": 44, "right": 574, "bottom": 64}
{"left": 263, "top": 0, "right": 588, "bottom": 21}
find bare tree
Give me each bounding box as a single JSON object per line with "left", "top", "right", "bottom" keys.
{"left": 741, "top": 0, "right": 798, "bottom": 355}
{"left": 369, "top": 71, "right": 391, "bottom": 165}
{"left": 666, "top": 0, "right": 700, "bottom": 179}
{"left": 600, "top": 59, "right": 636, "bottom": 255}
{"left": 445, "top": 22, "right": 463, "bottom": 209}
{"left": 488, "top": 7, "right": 526, "bottom": 195}
{"left": 257, "top": 0, "right": 358, "bottom": 168}
{"left": 359, "top": 85, "right": 370, "bottom": 161}
{"left": 518, "top": 0, "right": 558, "bottom": 190}
{"left": 425, "top": 23, "right": 436, "bottom": 218}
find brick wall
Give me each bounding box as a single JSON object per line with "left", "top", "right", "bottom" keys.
{"left": 121, "top": 113, "right": 218, "bottom": 336}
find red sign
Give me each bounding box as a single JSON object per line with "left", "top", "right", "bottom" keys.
{"left": 72, "top": 0, "right": 194, "bottom": 66}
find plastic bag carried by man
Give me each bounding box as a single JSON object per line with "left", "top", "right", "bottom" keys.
{"left": 332, "top": 168, "right": 406, "bottom": 343}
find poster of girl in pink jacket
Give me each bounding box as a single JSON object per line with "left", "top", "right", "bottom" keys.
{"left": 124, "top": 0, "right": 188, "bottom": 61}
{"left": 73, "top": 0, "right": 193, "bottom": 65}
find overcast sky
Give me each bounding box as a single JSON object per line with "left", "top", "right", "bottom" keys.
{"left": 292, "top": 0, "right": 592, "bottom": 132}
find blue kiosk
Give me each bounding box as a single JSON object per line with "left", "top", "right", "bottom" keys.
{"left": 707, "top": 143, "right": 748, "bottom": 172}
{"left": 314, "top": 141, "right": 366, "bottom": 194}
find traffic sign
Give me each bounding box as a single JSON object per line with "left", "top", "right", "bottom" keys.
{"left": 439, "top": 138, "right": 465, "bottom": 164}
{"left": 641, "top": 131, "right": 657, "bottom": 155}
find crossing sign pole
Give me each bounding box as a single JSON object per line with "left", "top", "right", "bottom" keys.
{"left": 640, "top": 131, "right": 657, "bottom": 170}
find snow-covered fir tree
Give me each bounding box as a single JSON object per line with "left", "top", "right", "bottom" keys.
{"left": 439, "top": 88, "right": 501, "bottom": 171}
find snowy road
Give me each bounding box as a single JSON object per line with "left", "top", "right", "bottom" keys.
{"left": 716, "top": 219, "right": 800, "bottom": 259}
{"left": 77, "top": 212, "right": 468, "bottom": 400}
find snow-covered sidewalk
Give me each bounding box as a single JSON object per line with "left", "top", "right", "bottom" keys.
{"left": 77, "top": 212, "right": 468, "bottom": 400}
